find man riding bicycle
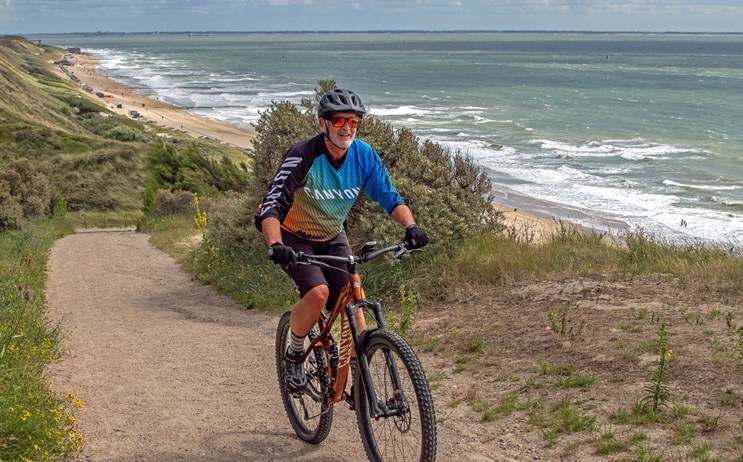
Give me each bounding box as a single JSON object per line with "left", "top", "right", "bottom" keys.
{"left": 255, "top": 88, "right": 429, "bottom": 396}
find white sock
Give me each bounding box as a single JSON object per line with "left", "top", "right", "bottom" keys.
{"left": 290, "top": 330, "right": 305, "bottom": 354}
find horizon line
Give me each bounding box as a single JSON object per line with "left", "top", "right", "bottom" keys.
{"left": 20, "top": 29, "right": 743, "bottom": 37}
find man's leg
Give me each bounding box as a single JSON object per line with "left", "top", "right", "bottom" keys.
{"left": 283, "top": 285, "right": 328, "bottom": 396}
{"left": 289, "top": 284, "right": 329, "bottom": 338}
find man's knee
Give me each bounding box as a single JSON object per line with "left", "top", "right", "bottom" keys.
{"left": 304, "top": 285, "right": 329, "bottom": 308}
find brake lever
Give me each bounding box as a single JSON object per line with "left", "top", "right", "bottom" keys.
{"left": 394, "top": 247, "right": 423, "bottom": 260}
{"left": 304, "top": 258, "right": 334, "bottom": 270}
{"left": 396, "top": 247, "right": 423, "bottom": 259}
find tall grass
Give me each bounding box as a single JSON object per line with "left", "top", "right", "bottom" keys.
{"left": 623, "top": 229, "right": 743, "bottom": 292}
{"left": 0, "top": 218, "right": 83, "bottom": 462}
{"left": 412, "top": 225, "right": 621, "bottom": 302}
{"left": 417, "top": 225, "right": 743, "bottom": 303}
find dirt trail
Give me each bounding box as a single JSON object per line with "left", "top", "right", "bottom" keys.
{"left": 45, "top": 231, "right": 511, "bottom": 462}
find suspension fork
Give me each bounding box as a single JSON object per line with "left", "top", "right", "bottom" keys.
{"left": 345, "top": 298, "right": 405, "bottom": 418}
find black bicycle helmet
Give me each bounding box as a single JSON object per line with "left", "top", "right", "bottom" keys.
{"left": 318, "top": 88, "right": 367, "bottom": 118}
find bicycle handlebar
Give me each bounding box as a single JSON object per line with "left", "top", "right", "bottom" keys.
{"left": 295, "top": 242, "right": 414, "bottom": 268}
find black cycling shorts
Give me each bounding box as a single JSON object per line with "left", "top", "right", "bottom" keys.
{"left": 281, "top": 229, "right": 352, "bottom": 309}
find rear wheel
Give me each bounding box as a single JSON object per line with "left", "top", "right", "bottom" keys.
{"left": 275, "top": 310, "right": 333, "bottom": 443}
{"left": 354, "top": 329, "right": 437, "bottom": 461}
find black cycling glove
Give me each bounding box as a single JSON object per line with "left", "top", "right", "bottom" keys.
{"left": 404, "top": 224, "right": 429, "bottom": 249}
{"left": 269, "top": 243, "right": 296, "bottom": 265}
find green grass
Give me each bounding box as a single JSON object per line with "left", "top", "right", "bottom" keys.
{"left": 481, "top": 394, "right": 518, "bottom": 421}
{"left": 671, "top": 420, "right": 696, "bottom": 445}
{"left": 610, "top": 402, "right": 667, "bottom": 426}
{"left": 137, "top": 212, "right": 198, "bottom": 259}
{"left": 0, "top": 218, "right": 82, "bottom": 462}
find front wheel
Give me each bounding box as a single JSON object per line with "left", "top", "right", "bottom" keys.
{"left": 354, "top": 329, "right": 437, "bottom": 461}
{"left": 275, "top": 310, "right": 333, "bottom": 443}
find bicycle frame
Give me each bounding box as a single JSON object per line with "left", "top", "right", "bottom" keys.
{"left": 300, "top": 244, "right": 407, "bottom": 418}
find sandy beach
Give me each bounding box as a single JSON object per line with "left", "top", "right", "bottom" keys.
{"left": 53, "top": 53, "right": 256, "bottom": 151}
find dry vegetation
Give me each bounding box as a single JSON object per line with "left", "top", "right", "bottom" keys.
{"left": 411, "top": 271, "right": 743, "bottom": 461}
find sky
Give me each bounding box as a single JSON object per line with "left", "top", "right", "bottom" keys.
{"left": 2, "top": 0, "right": 742, "bottom": 35}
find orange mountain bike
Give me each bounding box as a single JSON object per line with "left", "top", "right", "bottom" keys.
{"left": 275, "top": 241, "right": 437, "bottom": 462}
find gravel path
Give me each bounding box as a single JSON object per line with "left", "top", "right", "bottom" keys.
{"left": 45, "top": 232, "right": 375, "bottom": 461}
{"left": 45, "top": 231, "right": 524, "bottom": 461}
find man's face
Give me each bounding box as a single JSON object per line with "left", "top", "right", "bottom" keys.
{"left": 322, "top": 112, "right": 360, "bottom": 151}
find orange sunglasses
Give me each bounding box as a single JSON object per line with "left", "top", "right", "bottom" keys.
{"left": 327, "top": 116, "right": 361, "bottom": 129}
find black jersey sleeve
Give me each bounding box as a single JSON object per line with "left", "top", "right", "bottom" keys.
{"left": 253, "top": 136, "right": 321, "bottom": 232}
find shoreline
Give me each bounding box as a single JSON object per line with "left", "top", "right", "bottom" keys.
{"left": 53, "top": 53, "right": 256, "bottom": 151}
{"left": 54, "top": 52, "right": 592, "bottom": 242}
{"left": 493, "top": 190, "right": 629, "bottom": 237}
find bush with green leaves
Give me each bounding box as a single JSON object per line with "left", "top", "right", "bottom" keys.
{"left": 0, "top": 157, "right": 51, "bottom": 229}
{"left": 153, "top": 189, "right": 197, "bottom": 214}
{"left": 103, "top": 125, "right": 147, "bottom": 142}
{"left": 143, "top": 141, "right": 249, "bottom": 211}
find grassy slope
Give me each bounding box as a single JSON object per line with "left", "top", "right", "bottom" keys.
{"left": 0, "top": 36, "right": 150, "bottom": 225}
{"left": 0, "top": 36, "right": 246, "bottom": 227}
{"left": 0, "top": 37, "right": 82, "bottom": 132}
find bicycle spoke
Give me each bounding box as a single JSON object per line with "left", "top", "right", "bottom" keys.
{"left": 355, "top": 329, "right": 436, "bottom": 461}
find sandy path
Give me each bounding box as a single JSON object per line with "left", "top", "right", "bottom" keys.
{"left": 45, "top": 231, "right": 379, "bottom": 462}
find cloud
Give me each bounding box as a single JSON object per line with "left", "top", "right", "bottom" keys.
{"left": 2, "top": 0, "right": 742, "bottom": 33}
{"left": 265, "top": 0, "right": 314, "bottom": 4}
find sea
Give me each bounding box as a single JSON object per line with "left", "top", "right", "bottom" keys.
{"left": 41, "top": 32, "right": 743, "bottom": 248}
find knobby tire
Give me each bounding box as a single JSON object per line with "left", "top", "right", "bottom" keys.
{"left": 354, "top": 329, "right": 437, "bottom": 462}
{"left": 275, "top": 310, "right": 333, "bottom": 444}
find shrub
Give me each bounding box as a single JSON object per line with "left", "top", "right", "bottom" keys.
{"left": 153, "top": 189, "right": 196, "bottom": 214}
{"left": 0, "top": 178, "right": 24, "bottom": 228}
{"left": 103, "top": 125, "right": 147, "bottom": 142}
{"left": 204, "top": 193, "right": 258, "bottom": 260}
{"left": 0, "top": 157, "right": 51, "bottom": 229}
{"left": 143, "top": 141, "right": 249, "bottom": 211}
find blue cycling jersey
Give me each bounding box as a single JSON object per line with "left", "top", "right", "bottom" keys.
{"left": 256, "top": 134, "right": 404, "bottom": 242}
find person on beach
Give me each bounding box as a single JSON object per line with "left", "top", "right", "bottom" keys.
{"left": 255, "top": 88, "right": 429, "bottom": 396}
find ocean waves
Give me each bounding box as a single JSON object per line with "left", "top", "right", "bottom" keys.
{"left": 89, "top": 47, "right": 312, "bottom": 125}
{"left": 67, "top": 33, "right": 743, "bottom": 248}
{"left": 534, "top": 139, "right": 702, "bottom": 161}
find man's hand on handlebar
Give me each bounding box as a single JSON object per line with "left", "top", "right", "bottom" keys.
{"left": 404, "top": 224, "right": 429, "bottom": 250}
{"left": 269, "top": 243, "right": 296, "bottom": 266}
